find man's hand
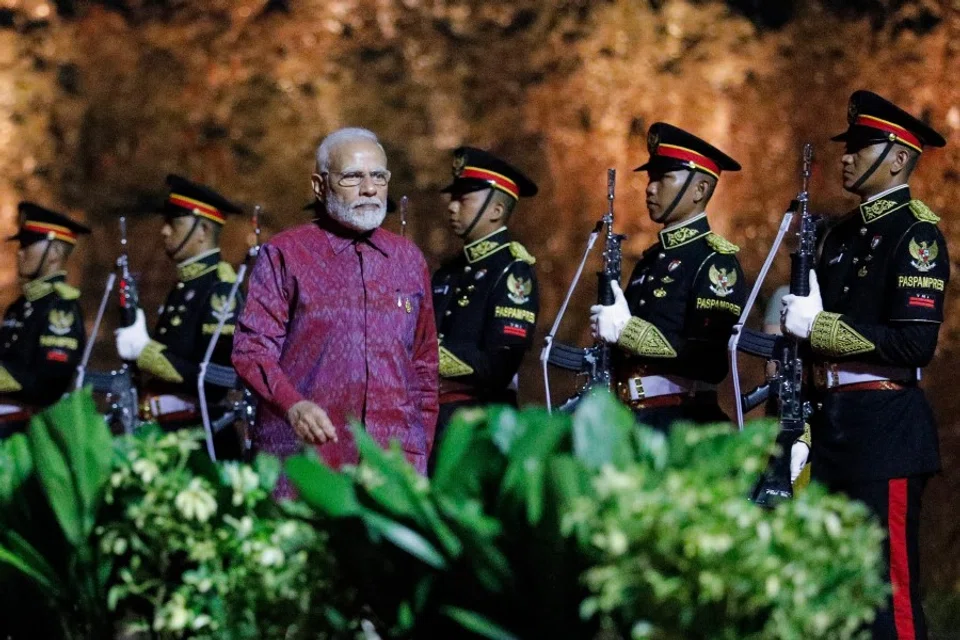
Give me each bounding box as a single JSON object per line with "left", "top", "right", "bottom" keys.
{"left": 790, "top": 441, "right": 810, "bottom": 484}
{"left": 115, "top": 308, "right": 150, "bottom": 361}
{"left": 590, "top": 281, "right": 632, "bottom": 344}
{"left": 287, "top": 400, "right": 337, "bottom": 445}
{"left": 781, "top": 270, "right": 823, "bottom": 340}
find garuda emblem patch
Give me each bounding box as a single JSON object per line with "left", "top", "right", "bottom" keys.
{"left": 48, "top": 309, "right": 74, "bottom": 336}
{"left": 211, "top": 293, "right": 237, "bottom": 322}
{"left": 708, "top": 264, "right": 737, "bottom": 297}
{"left": 506, "top": 273, "right": 532, "bottom": 304}
{"left": 909, "top": 237, "right": 938, "bottom": 273}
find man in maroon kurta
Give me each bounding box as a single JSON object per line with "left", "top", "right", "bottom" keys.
{"left": 232, "top": 128, "right": 438, "bottom": 478}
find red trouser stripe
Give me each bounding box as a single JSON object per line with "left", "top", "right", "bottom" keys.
{"left": 888, "top": 478, "right": 915, "bottom": 640}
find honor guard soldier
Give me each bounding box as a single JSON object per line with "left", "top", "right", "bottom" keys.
{"left": 591, "top": 123, "right": 747, "bottom": 431}
{"left": 0, "top": 204, "right": 89, "bottom": 438}
{"left": 782, "top": 90, "right": 948, "bottom": 640}
{"left": 114, "top": 174, "right": 245, "bottom": 458}
{"left": 431, "top": 147, "right": 539, "bottom": 465}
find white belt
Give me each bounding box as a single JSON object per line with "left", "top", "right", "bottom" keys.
{"left": 0, "top": 404, "right": 24, "bottom": 416}
{"left": 624, "top": 375, "right": 716, "bottom": 402}
{"left": 815, "top": 363, "right": 918, "bottom": 390}
{"left": 149, "top": 395, "right": 197, "bottom": 417}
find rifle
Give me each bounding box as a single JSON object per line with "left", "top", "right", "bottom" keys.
{"left": 541, "top": 169, "right": 624, "bottom": 412}
{"left": 748, "top": 143, "right": 817, "bottom": 507}
{"left": 197, "top": 205, "right": 262, "bottom": 461}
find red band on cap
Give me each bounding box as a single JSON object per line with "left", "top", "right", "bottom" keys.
{"left": 855, "top": 115, "right": 923, "bottom": 152}
{"left": 23, "top": 221, "right": 78, "bottom": 244}
{"left": 655, "top": 144, "right": 721, "bottom": 179}
{"left": 169, "top": 193, "right": 226, "bottom": 224}
{"left": 460, "top": 167, "right": 520, "bottom": 199}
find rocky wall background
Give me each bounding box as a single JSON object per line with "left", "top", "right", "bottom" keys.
{"left": 0, "top": 0, "right": 958, "bottom": 606}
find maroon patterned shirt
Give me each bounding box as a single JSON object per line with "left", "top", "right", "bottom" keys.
{"left": 232, "top": 216, "right": 439, "bottom": 476}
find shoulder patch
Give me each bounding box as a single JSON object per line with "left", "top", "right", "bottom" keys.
{"left": 53, "top": 281, "right": 81, "bottom": 300}
{"left": 217, "top": 261, "right": 238, "bottom": 283}
{"left": 909, "top": 199, "right": 940, "bottom": 224}
{"left": 706, "top": 233, "right": 739, "bottom": 254}
{"left": 509, "top": 242, "right": 536, "bottom": 265}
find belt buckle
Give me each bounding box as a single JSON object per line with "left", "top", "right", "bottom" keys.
{"left": 615, "top": 377, "right": 645, "bottom": 404}
{"left": 813, "top": 364, "right": 839, "bottom": 390}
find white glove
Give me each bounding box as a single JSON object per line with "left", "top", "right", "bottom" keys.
{"left": 781, "top": 270, "right": 823, "bottom": 339}
{"left": 115, "top": 308, "right": 150, "bottom": 361}
{"left": 790, "top": 441, "right": 810, "bottom": 484}
{"left": 590, "top": 281, "right": 632, "bottom": 344}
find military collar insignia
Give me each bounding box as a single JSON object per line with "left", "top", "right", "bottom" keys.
{"left": 859, "top": 185, "right": 910, "bottom": 224}
{"left": 24, "top": 270, "right": 67, "bottom": 302}
{"left": 658, "top": 213, "right": 711, "bottom": 250}
{"left": 464, "top": 227, "right": 510, "bottom": 264}
{"left": 177, "top": 248, "right": 221, "bottom": 282}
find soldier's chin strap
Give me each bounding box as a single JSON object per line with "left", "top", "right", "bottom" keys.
{"left": 657, "top": 170, "right": 697, "bottom": 224}
{"left": 171, "top": 216, "right": 202, "bottom": 261}
{"left": 458, "top": 188, "right": 497, "bottom": 240}
{"left": 25, "top": 239, "right": 55, "bottom": 282}
{"left": 850, "top": 140, "right": 895, "bottom": 192}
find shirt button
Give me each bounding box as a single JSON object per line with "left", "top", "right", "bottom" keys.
{"left": 176, "top": 282, "right": 185, "bottom": 289}
{"left": 843, "top": 286, "right": 850, "bottom": 293}
{"left": 438, "top": 334, "right": 444, "bottom": 340}
{"left": 11, "top": 335, "right": 17, "bottom": 341}
{"left": 852, "top": 257, "right": 859, "bottom": 264}
{"left": 639, "top": 299, "right": 646, "bottom": 306}
{"left": 159, "top": 327, "right": 167, "bottom": 334}
{"left": 658, "top": 252, "right": 666, "bottom": 259}
{"left": 464, "top": 266, "right": 472, "bottom": 273}
{"left": 444, "top": 310, "right": 452, "bottom": 316}
{"left": 860, "top": 227, "right": 868, "bottom": 236}
{"left": 454, "top": 288, "right": 461, "bottom": 293}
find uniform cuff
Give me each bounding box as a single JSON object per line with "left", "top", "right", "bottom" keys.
{"left": 616, "top": 317, "right": 677, "bottom": 358}
{"left": 0, "top": 365, "right": 23, "bottom": 393}
{"left": 136, "top": 340, "right": 184, "bottom": 383}
{"left": 439, "top": 346, "right": 474, "bottom": 377}
{"left": 809, "top": 312, "right": 875, "bottom": 357}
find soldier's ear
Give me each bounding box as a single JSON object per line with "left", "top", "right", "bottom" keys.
{"left": 692, "top": 177, "right": 711, "bottom": 204}
{"left": 488, "top": 199, "right": 506, "bottom": 224}
{"left": 891, "top": 147, "right": 913, "bottom": 176}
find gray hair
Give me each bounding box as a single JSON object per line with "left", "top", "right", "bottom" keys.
{"left": 315, "top": 127, "right": 383, "bottom": 173}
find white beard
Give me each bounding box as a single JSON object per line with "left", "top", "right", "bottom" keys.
{"left": 326, "top": 192, "right": 387, "bottom": 232}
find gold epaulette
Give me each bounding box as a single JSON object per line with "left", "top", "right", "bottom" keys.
{"left": 217, "top": 262, "right": 238, "bottom": 284}
{"left": 706, "top": 233, "right": 739, "bottom": 254}
{"left": 509, "top": 242, "right": 536, "bottom": 265}
{"left": 909, "top": 199, "right": 940, "bottom": 224}
{"left": 53, "top": 282, "right": 81, "bottom": 300}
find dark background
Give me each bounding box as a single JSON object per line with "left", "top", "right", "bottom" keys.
{"left": 0, "top": 0, "right": 957, "bottom": 626}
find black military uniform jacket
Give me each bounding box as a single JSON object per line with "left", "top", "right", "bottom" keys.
{"left": 810, "top": 185, "right": 947, "bottom": 483}
{"left": 136, "top": 249, "right": 242, "bottom": 399}
{"left": 0, "top": 272, "right": 85, "bottom": 408}
{"left": 432, "top": 227, "right": 539, "bottom": 402}
{"left": 616, "top": 213, "right": 747, "bottom": 384}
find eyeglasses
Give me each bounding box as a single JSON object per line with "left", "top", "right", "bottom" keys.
{"left": 326, "top": 170, "right": 391, "bottom": 187}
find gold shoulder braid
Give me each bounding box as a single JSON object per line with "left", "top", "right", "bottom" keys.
{"left": 909, "top": 199, "right": 940, "bottom": 224}
{"left": 439, "top": 346, "right": 474, "bottom": 377}
{"left": 810, "top": 312, "right": 875, "bottom": 357}
{"left": 217, "top": 261, "right": 238, "bottom": 283}
{"left": 53, "top": 282, "right": 81, "bottom": 300}
{"left": 509, "top": 242, "right": 536, "bottom": 265}
{"left": 706, "top": 233, "right": 740, "bottom": 254}
{"left": 616, "top": 317, "right": 677, "bottom": 358}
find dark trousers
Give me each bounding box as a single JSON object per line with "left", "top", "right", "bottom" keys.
{"left": 834, "top": 476, "right": 928, "bottom": 640}
{"left": 631, "top": 392, "right": 729, "bottom": 433}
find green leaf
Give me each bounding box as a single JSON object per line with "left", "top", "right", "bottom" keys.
{"left": 571, "top": 388, "right": 636, "bottom": 469}
{"left": 362, "top": 510, "right": 447, "bottom": 570}
{"left": 0, "top": 433, "right": 33, "bottom": 507}
{"left": 442, "top": 606, "right": 519, "bottom": 640}
{"left": 0, "top": 535, "right": 59, "bottom": 598}
{"left": 285, "top": 455, "right": 361, "bottom": 517}
{"left": 26, "top": 389, "right": 112, "bottom": 546}
{"left": 253, "top": 453, "right": 281, "bottom": 492}
{"left": 498, "top": 408, "right": 570, "bottom": 525}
